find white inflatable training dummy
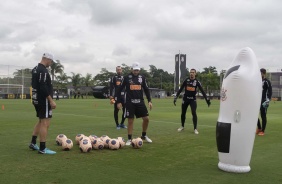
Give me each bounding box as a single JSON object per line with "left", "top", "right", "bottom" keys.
{"left": 216, "top": 47, "right": 261, "bottom": 173}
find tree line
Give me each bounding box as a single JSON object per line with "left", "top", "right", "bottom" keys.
{"left": 0, "top": 61, "right": 225, "bottom": 96}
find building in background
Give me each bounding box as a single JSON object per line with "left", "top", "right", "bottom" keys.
{"left": 174, "top": 54, "right": 179, "bottom": 92}
{"left": 268, "top": 68, "right": 282, "bottom": 101}
{"left": 180, "top": 54, "right": 187, "bottom": 83}
{"left": 174, "top": 53, "right": 187, "bottom": 93}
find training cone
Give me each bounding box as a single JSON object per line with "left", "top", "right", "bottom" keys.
{"left": 2, "top": 105, "right": 4, "bottom": 110}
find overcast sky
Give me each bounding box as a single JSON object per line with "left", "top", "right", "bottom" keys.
{"left": 1, "top": 0, "right": 282, "bottom": 77}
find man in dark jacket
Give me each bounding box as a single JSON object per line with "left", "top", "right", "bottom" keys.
{"left": 109, "top": 66, "right": 127, "bottom": 129}
{"left": 29, "top": 53, "right": 57, "bottom": 154}
{"left": 174, "top": 69, "right": 211, "bottom": 134}
{"left": 116, "top": 62, "right": 153, "bottom": 145}
{"left": 257, "top": 68, "right": 272, "bottom": 136}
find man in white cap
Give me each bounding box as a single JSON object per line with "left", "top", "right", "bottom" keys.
{"left": 116, "top": 62, "right": 153, "bottom": 145}
{"left": 29, "top": 53, "right": 57, "bottom": 154}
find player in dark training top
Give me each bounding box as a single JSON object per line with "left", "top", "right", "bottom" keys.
{"left": 174, "top": 69, "right": 211, "bottom": 134}
{"left": 29, "top": 53, "right": 57, "bottom": 154}
{"left": 116, "top": 62, "right": 153, "bottom": 145}
{"left": 109, "top": 66, "right": 127, "bottom": 129}
{"left": 256, "top": 68, "right": 272, "bottom": 136}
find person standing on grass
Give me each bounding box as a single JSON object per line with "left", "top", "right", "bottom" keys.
{"left": 116, "top": 62, "right": 153, "bottom": 146}
{"left": 256, "top": 68, "right": 272, "bottom": 136}
{"left": 55, "top": 89, "right": 59, "bottom": 100}
{"left": 109, "top": 66, "right": 127, "bottom": 129}
{"left": 174, "top": 68, "right": 211, "bottom": 134}
{"left": 29, "top": 53, "right": 57, "bottom": 154}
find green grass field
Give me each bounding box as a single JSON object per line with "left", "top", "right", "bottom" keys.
{"left": 0, "top": 98, "right": 281, "bottom": 184}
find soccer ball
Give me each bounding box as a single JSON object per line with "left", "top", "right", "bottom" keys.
{"left": 100, "top": 135, "right": 111, "bottom": 149}
{"left": 89, "top": 135, "right": 98, "bottom": 143}
{"left": 132, "top": 137, "right": 143, "bottom": 149}
{"left": 56, "top": 134, "right": 67, "bottom": 146}
{"left": 62, "top": 139, "right": 73, "bottom": 151}
{"left": 75, "top": 134, "right": 85, "bottom": 145}
{"left": 80, "top": 139, "right": 92, "bottom": 153}
{"left": 80, "top": 137, "right": 90, "bottom": 145}
{"left": 109, "top": 139, "right": 120, "bottom": 150}
{"left": 117, "top": 137, "right": 126, "bottom": 148}
{"left": 100, "top": 135, "right": 110, "bottom": 141}
{"left": 92, "top": 138, "right": 104, "bottom": 150}
{"left": 103, "top": 138, "right": 111, "bottom": 149}
{"left": 80, "top": 136, "right": 90, "bottom": 145}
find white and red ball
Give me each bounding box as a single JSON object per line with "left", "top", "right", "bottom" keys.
{"left": 75, "top": 134, "right": 85, "bottom": 145}
{"left": 117, "top": 137, "right": 126, "bottom": 148}
{"left": 56, "top": 134, "right": 67, "bottom": 146}
{"left": 100, "top": 135, "right": 111, "bottom": 149}
{"left": 79, "top": 136, "right": 90, "bottom": 144}
{"left": 92, "top": 138, "right": 104, "bottom": 150}
{"left": 132, "top": 137, "right": 143, "bottom": 149}
{"left": 109, "top": 139, "right": 120, "bottom": 150}
{"left": 80, "top": 139, "right": 92, "bottom": 153}
{"left": 62, "top": 139, "right": 73, "bottom": 151}
{"left": 89, "top": 135, "right": 98, "bottom": 143}
{"left": 100, "top": 135, "right": 110, "bottom": 141}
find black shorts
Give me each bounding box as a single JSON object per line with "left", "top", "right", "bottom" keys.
{"left": 33, "top": 100, "right": 52, "bottom": 119}
{"left": 125, "top": 101, "right": 149, "bottom": 118}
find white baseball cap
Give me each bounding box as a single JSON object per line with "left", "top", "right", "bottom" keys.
{"left": 132, "top": 62, "right": 140, "bottom": 70}
{"left": 42, "top": 53, "right": 56, "bottom": 63}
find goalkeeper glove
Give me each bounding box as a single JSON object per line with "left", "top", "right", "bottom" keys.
{"left": 206, "top": 99, "right": 211, "bottom": 107}
{"left": 173, "top": 97, "right": 177, "bottom": 106}
{"left": 262, "top": 100, "right": 269, "bottom": 108}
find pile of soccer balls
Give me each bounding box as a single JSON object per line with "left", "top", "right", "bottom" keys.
{"left": 56, "top": 134, "right": 143, "bottom": 153}
{"left": 56, "top": 134, "right": 74, "bottom": 151}
{"left": 75, "top": 134, "right": 128, "bottom": 153}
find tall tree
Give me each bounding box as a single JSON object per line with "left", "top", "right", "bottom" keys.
{"left": 201, "top": 66, "right": 218, "bottom": 74}
{"left": 13, "top": 68, "right": 33, "bottom": 78}
{"left": 82, "top": 73, "right": 92, "bottom": 98}
{"left": 93, "top": 68, "right": 114, "bottom": 86}
{"left": 70, "top": 72, "right": 82, "bottom": 91}
{"left": 56, "top": 72, "right": 70, "bottom": 90}
{"left": 50, "top": 60, "right": 64, "bottom": 82}
{"left": 12, "top": 68, "right": 33, "bottom": 88}
{"left": 199, "top": 66, "right": 220, "bottom": 96}
{"left": 121, "top": 63, "right": 132, "bottom": 75}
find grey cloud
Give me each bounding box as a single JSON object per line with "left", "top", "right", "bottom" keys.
{"left": 87, "top": 1, "right": 138, "bottom": 25}
{"left": 0, "top": 27, "right": 11, "bottom": 41}
{"left": 1, "top": 0, "right": 282, "bottom": 76}
{"left": 0, "top": 44, "right": 21, "bottom": 52}
{"left": 112, "top": 45, "right": 131, "bottom": 56}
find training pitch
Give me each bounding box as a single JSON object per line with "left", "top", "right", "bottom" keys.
{"left": 0, "top": 98, "right": 281, "bottom": 184}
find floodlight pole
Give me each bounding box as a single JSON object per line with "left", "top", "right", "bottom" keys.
{"left": 160, "top": 73, "right": 162, "bottom": 89}
{"left": 22, "top": 66, "right": 24, "bottom": 99}
{"left": 7, "top": 65, "right": 10, "bottom": 94}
